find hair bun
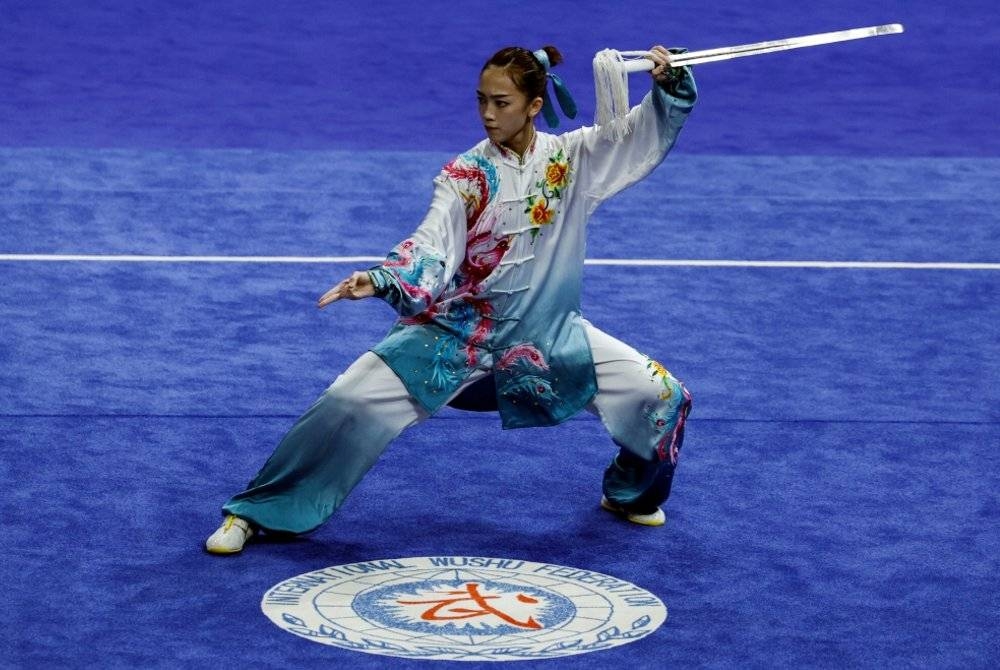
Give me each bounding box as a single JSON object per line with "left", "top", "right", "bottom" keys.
{"left": 540, "top": 45, "right": 563, "bottom": 67}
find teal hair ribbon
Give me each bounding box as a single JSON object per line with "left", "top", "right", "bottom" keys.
{"left": 532, "top": 49, "right": 577, "bottom": 128}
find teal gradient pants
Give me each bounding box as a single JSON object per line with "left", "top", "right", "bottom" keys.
{"left": 222, "top": 322, "right": 691, "bottom": 533}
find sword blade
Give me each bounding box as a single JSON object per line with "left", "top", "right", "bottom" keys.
{"left": 669, "top": 23, "right": 904, "bottom": 67}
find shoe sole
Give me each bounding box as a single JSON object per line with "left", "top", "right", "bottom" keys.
{"left": 600, "top": 498, "right": 666, "bottom": 527}
{"left": 205, "top": 544, "right": 244, "bottom": 555}
{"left": 205, "top": 516, "right": 253, "bottom": 555}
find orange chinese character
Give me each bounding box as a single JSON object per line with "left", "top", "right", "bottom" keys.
{"left": 397, "top": 582, "right": 542, "bottom": 629}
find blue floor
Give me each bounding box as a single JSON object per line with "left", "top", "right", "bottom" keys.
{"left": 2, "top": 1, "right": 998, "bottom": 668}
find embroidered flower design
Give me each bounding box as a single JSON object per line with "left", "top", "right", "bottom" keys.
{"left": 646, "top": 358, "right": 676, "bottom": 401}
{"left": 647, "top": 359, "right": 669, "bottom": 378}
{"left": 525, "top": 196, "right": 555, "bottom": 227}
{"left": 524, "top": 148, "right": 571, "bottom": 242}
{"left": 545, "top": 157, "right": 569, "bottom": 194}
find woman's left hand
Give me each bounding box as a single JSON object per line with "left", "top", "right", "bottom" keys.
{"left": 317, "top": 271, "right": 375, "bottom": 309}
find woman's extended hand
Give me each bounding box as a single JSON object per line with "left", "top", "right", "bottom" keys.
{"left": 647, "top": 45, "right": 678, "bottom": 85}
{"left": 317, "top": 271, "right": 375, "bottom": 309}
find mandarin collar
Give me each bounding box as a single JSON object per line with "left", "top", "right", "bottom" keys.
{"left": 489, "top": 131, "right": 542, "bottom": 166}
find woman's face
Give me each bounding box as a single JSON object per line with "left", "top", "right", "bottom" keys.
{"left": 477, "top": 66, "right": 542, "bottom": 148}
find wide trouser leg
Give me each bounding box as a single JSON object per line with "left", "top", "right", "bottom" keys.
{"left": 222, "top": 352, "right": 430, "bottom": 534}
{"left": 584, "top": 322, "right": 692, "bottom": 514}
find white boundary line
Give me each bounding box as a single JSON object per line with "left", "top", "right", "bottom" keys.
{"left": 0, "top": 254, "right": 384, "bottom": 264}
{"left": 0, "top": 254, "right": 998, "bottom": 270}
{"left": 585, "top": 259, "right": 1000, "bottom": 270}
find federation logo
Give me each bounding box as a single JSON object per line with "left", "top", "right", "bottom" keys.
{"left": 261, "top": 556, "right": 666, "bottom": 661}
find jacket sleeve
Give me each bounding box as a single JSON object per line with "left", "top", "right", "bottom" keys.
{"left": 367, "top": 173, "right": 467, "bottom": 317}
{"left": 568, "top": 66, "right": 697, "bottom": 210}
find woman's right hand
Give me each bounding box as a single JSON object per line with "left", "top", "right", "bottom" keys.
{"left": 647, "top": 45, "right": 678, "bottom": 85}
{"left": 317, "top": 271, "right": 375, "bottom": 309}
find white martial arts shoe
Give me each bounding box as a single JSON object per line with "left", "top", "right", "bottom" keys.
{"left": 205, "top": 515, "right": 254, "bottom": 554}
{"left": 600, "top": 496, "right": 666, "bottom": 527}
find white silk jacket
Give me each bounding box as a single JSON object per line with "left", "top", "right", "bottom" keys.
{"left": 369, "top": 70, "right": 697, "bottom": 429}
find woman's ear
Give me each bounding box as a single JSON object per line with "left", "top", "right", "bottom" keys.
{"left": 528, "top": 96, "right": 544, "bottom": 119}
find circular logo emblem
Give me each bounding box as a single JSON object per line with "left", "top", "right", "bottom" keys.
{"left": 261, "top": 556, "right": 666, "bottom": 661}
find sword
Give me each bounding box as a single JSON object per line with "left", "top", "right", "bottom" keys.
{"left": 592, "top": 24, "right": 905, "bottom": 138}
{"left": 607, "top": 24, "right": 905, "bottom": 73}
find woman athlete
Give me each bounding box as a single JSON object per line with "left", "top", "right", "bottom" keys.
{"left": 206, "top": 44, "right": 696, "bottom": 554}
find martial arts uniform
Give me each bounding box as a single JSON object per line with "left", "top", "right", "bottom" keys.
{"left": 223, "top": 69, "right": 697, "bottom": 533}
